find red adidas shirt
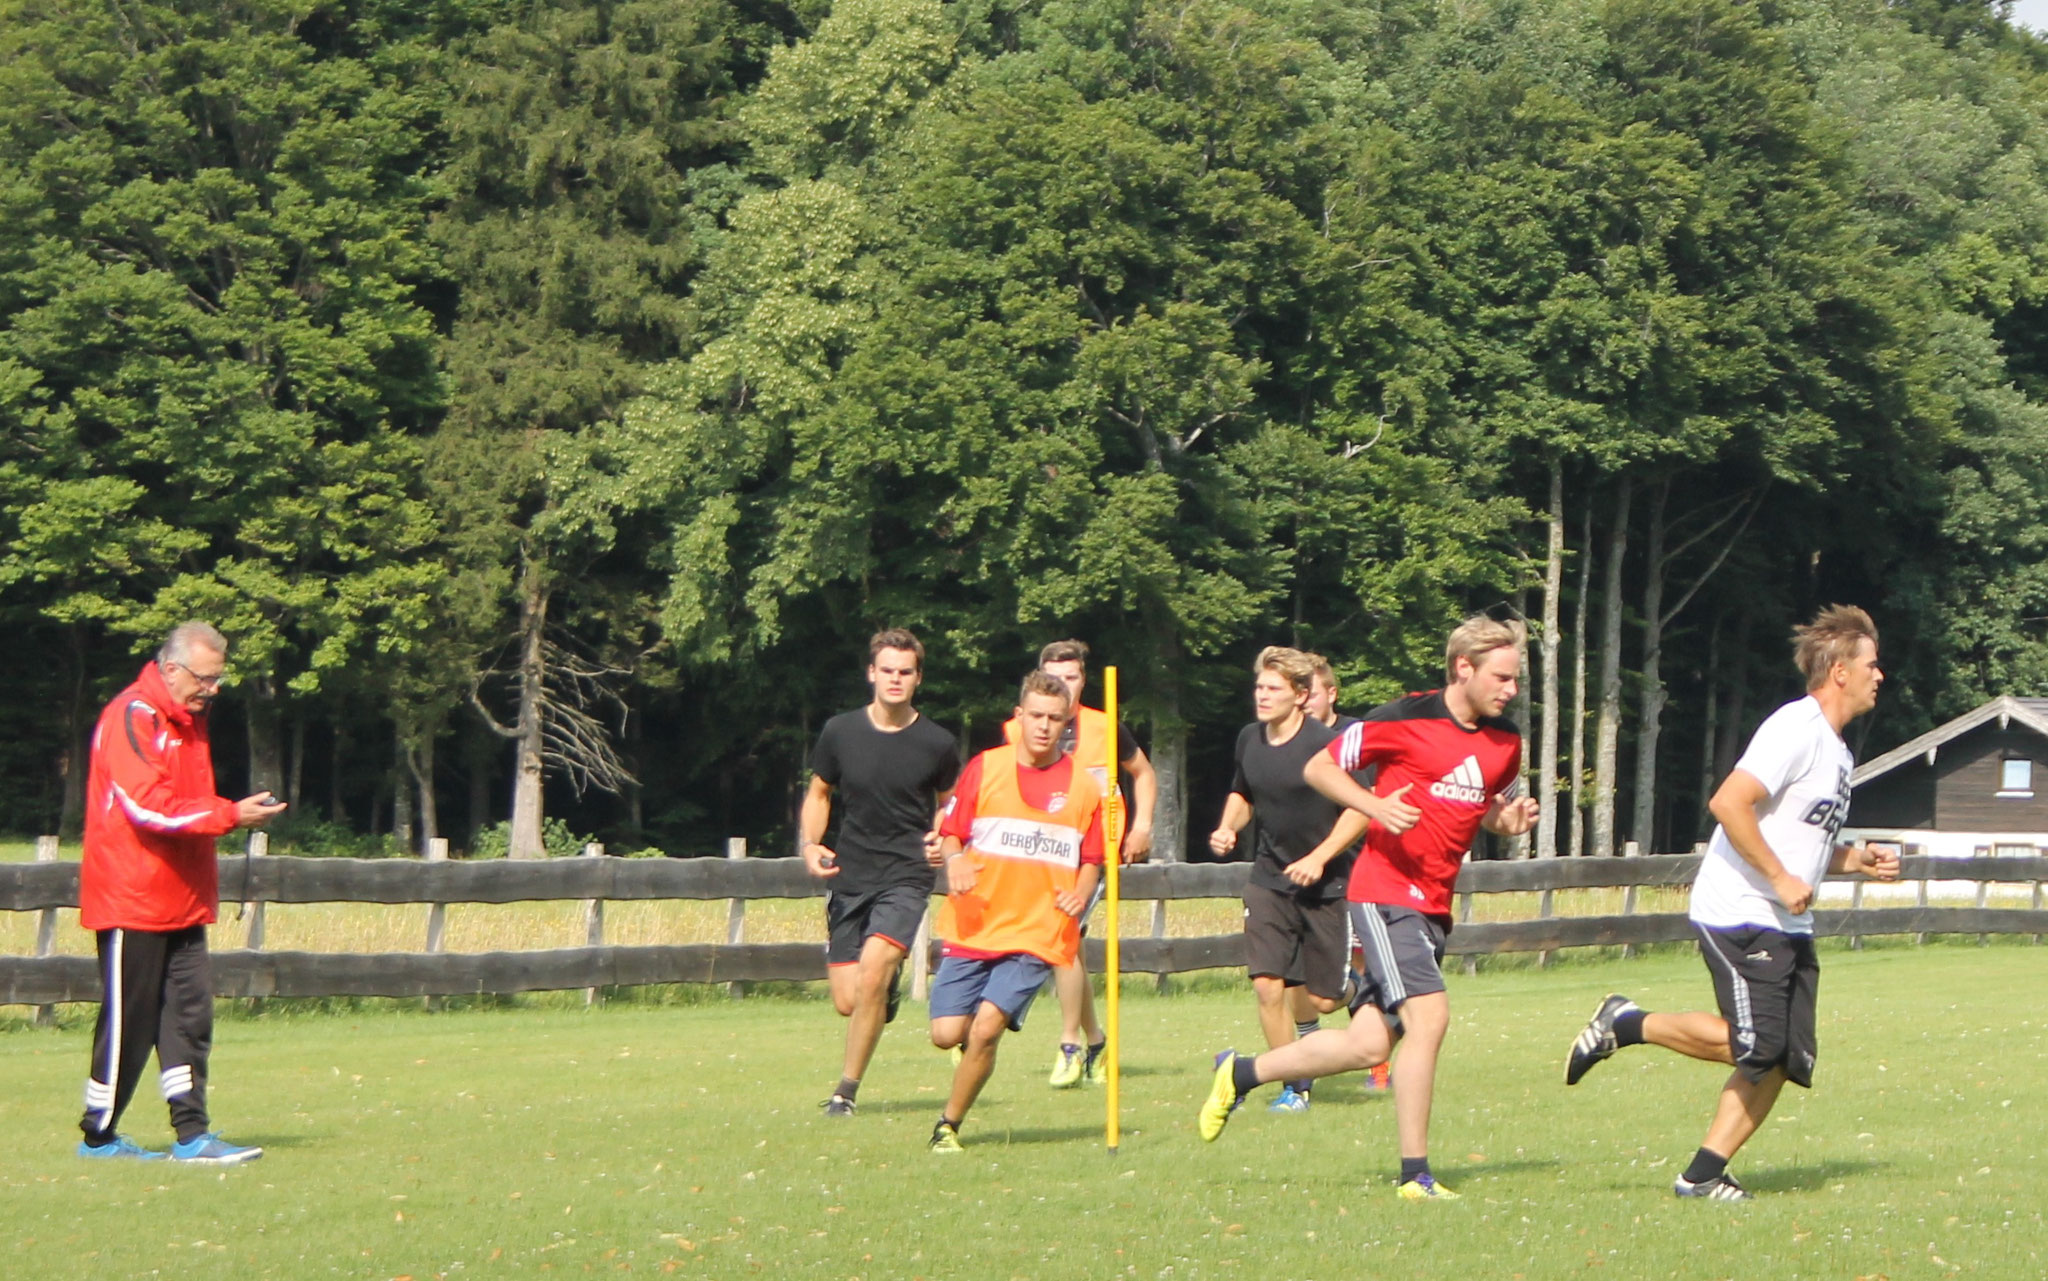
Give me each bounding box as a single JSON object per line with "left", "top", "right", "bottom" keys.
{"left": 1329, "top": 690, "right": 1521, "bottom": 916}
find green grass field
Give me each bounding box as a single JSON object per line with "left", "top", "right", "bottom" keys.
{"left": 2, "top": 944, "right": 2045, "bottom": 1280}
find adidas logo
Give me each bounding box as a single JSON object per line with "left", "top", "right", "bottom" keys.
{"left": 1428, "top": 755, "right": 1488, "bottom": 805}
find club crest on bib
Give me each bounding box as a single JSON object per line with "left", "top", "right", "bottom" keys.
{"left": 1045, "top": 791, "right": 1068, "bottom": 814}
{"left": 1428, "top": 754, "right": 1489, "bottom": 805}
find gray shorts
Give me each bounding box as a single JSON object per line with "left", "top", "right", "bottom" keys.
{"left": 1347, "top": 902, "right": 1449, "bottom": 1014}
{"left": 1075, "top": 877, "right": 1108, "bottom": 940}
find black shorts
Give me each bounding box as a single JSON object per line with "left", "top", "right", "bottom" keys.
{"left": 1242, "top": 882, "right": 1349, "bottom": 1002}
{"left": 1695, "top": 923, "right": 1819, "bottom": 1088}
{"left": 1348, "top": 902, "right": 1448, "bottom": 1015}
{"left": 825, "top": 883, "right": 929, "bottom": 966}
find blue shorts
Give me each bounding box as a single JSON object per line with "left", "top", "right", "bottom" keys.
{"left": 928, "top": 953, "right": 1053, "bottom": 1031}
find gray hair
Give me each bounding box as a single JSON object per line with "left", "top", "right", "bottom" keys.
{"left": 159, "top": 621, "right": 229, "bottom": 667}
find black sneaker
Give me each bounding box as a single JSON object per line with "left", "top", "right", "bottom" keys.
{"left": 1673, "top": 1172, "right": 1752, "bottom": 1201}
{"left": 822, "top": 1094, "right": 855, "bottom": 1118}
{"left": 1565, "top": 993, "right": 1638, "bottom": 1085}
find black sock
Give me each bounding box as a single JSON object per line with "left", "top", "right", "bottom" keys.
{"left": 939, "top": 1114, "right": 960, "bottom": 1131}
{"left": 1085, "top": 1038, "right": 1106, "bottom": 1065}
{"left": 1231, "top": 1054, "right": 1262, "bottom": 1096}
{"left": 1060, "top": 1041, "right": 1082, "bottom": 1058}
{"left": 835, "top": 1077, "right": 860, "bottom": 1102}
{"left": 81, "top": 1129, "right": 113, "bottom": 1148}
{"left": 1614, "top": 1009, "right": 1648, "bottom": 1047}
{"left": 1400, "top": 1156, "right": 1431, "bottom": 1184}
{"left": 1682, "top": 1147, "right": 1728, "bottom": 1184}
{"left": 1286, "top": 1078, "right": 1313, "bottom": 1095}
{"left": 1294, "top": 1018, "right": 1320, "bottom": 1040}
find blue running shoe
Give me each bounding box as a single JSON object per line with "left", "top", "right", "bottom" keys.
{"left": 78, "top": 1135, "right": 165, "bottom": 1161}
{"left": 170, "top": 1132, "right": 263, "bottom": 1166}
{"left": 1268, "top": 1086, "right": 1310, "bottom": 1113}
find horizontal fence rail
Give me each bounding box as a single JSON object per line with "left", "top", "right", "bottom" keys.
{"left": 4, "top": 852, "right": 2043, "bottom": 1004}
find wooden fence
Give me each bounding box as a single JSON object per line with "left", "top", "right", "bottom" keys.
{"left": 5, "top": 850, "right": 2045, "bottom": 1006}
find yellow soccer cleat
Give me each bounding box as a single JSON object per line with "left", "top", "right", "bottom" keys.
{"left": 1397, "top": 1175, "right": 1459, "bottom": 1201}
{"left": 1048, "top": 1043, "right": 1084, "bottom": 1088}
{"left": 1197, "top": 1050, "right": 1244, "bottom": 1142}
{"left": 928, "top": 1120, "right": 964, "bottom": 1154}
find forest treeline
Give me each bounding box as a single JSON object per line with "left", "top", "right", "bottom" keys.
{"left": 6, "top": 0, "right": 2048, "bottom": 860}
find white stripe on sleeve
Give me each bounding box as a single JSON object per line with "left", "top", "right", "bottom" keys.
{"left": 112, "top": 782, "right": 215, "bottom": 832}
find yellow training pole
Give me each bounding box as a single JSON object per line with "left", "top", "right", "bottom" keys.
{"left": 1103, "top": 666, "right": 1123, "bottom": 1154}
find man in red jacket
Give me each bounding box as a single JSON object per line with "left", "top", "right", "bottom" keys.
{"left": 78, "top": 622, "right": 284, "bottom": 1164}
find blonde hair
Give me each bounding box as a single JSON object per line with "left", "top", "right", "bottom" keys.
{"left": 1253, "top": 646, "right": 1316, "bottom": 695}
{"left": 1444, "top": 616, "right": 1525, "bottom": 683}
{"left": 1018, "top": 668, "right": 1073, "bottom": 707}
{"left": 1305, "top": 653, "right": 1337, "bottom": 691}
{"left": 1791, "top": 605, "right": 1877, "bottom": 690}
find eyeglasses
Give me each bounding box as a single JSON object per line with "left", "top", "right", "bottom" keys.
{"left": 167, "top": 661, "right": 225, "bottom": 690}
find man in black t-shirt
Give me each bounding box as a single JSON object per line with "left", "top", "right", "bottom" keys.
{"left": 1209, "top": 647, "right": 1369, "bottom": 1113}
{"left": 802, "top": 629, "right": 963, "bottom": 1118}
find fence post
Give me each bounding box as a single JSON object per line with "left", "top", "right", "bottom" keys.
{"left": 1850, "top": 880, "right": 1864, "bottom": 951}
{"left": 243, "top": 831, "right": 269, "bottom": 1014}
{"left": 1151, "top": 898, "right": 1171, "bottom": 994}
{"left": 2034, "top": 877, "right": 2043, "bottom": 947}
{"left": 1915, "top": 872, "right": 1928, "bottom": 947}
{"left": 33, "top": 836, "right": 58, "bottom": 1027}
{"left": 583, "top": 842, "right": 605, "bottom": 1005}
{"left": 424, "top": 837, "right": 448, "bottom": 1012}
{"left": 1535, "top": 884, "right": 1555, "bottom": 970}
{"left": 1620, "top": 882, "right": 1639, "bottom": 961}
{"left": 1977, "top": 876, "right": 1990, "bottom": 948}
{"left": 910, "top": 903, "right": 933, "bottom": 1001}
{"left": 726, "top": 838, "right": 747, "bottom": 999}
{"left": 1460, "top": 891, "right": 1478, "bottom": 976}
{"left": 243, "top": 830, "right": 270, "bottom": 950}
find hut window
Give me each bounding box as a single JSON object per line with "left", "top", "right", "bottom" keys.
{"left": 1998, "top": 758, "right": 2033, "bottom": 797}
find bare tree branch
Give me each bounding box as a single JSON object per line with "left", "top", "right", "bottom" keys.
{"left": 533, "top": 638, "right": 635, "bottom": 797}
{"left": 467, "top": 680, "right": 519, "bottom": 739}
{"left": 1661, "top": 485, "right": 1766, "bottom": 629}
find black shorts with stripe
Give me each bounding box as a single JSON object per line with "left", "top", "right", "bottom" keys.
{"left": 825, "top": 883, "right": 929, "bottom": 966}
{"left": 1695, "top": 923, "right": 1819, "bottom": 1088}
{"left": 1347, "top": 902, "right": 1449, "bottom": 1014}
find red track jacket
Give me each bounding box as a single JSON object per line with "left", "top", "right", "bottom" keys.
{"left": 80, "top": 662, "right": 238, "bottom": 931}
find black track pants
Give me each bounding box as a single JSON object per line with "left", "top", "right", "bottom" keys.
{"left": 80, "top": 925, "right": 212, "bottom": 1144}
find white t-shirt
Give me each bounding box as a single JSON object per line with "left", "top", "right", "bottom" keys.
{"left": 1689, "top": 696, "right": 1852, "bottom": 934}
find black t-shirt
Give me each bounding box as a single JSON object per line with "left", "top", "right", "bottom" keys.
{"left": 811, "top": 709, "right": 963, "bottom": 893}
{"left": 1229, "top": 716, "right": 1357, "bottom": 901}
